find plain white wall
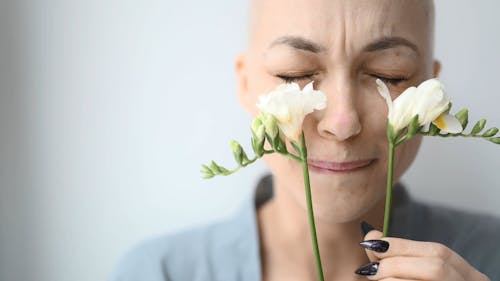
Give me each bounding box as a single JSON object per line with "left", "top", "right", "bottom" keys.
{"left": 0, "top": 1, "right": 498, "bottom": 281}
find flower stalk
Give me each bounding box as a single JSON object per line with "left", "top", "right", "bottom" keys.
{"left": 383, "top": 137, "right": 395, "bottom": 237}
{"left": 298, "top": 132, "right": 325, "bottom": 281}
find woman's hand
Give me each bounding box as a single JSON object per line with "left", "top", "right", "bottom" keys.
{"left": 355, "top": 228, "right": 491, "bottom": 281}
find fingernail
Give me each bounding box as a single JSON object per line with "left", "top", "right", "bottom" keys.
{"left": 354, "top": 262, "right": 379, "bottom": 276}
{"left": 361, "top": 221, "right": 375, "bottom": 235}
{"left": 359, "top": 239, "right": 390, "bottom": 253}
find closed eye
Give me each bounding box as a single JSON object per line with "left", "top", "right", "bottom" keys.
{"left": 275, "top": 74, "right": 316, "bottom": 83}
{"left": 372, "top": 75, "right": 407, "bottom": 86}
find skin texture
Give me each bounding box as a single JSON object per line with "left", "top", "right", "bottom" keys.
{"left": 235, "top": 0, "right": 490, "bottom": 280}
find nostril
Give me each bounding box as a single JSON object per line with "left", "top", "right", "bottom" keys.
{"left": 317, "top": 111, "right": 362, "bottom": 141}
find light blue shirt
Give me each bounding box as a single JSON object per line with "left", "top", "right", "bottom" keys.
{"left": 109, "top": 175, "right": 500, "bottom": 281}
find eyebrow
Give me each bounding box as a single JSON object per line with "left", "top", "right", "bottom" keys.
{"left": 268, "top": 35, "right": 419, "bottom": 55}
{"left": 268, "top": 36, "right": 325, "bottom": 53}
{"left": 363, "top": 36, "right": 419, "bottom": 54}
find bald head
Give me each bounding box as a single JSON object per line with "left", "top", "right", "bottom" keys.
{"left": 247, "top": 0, "right": 435, "bottom": 54}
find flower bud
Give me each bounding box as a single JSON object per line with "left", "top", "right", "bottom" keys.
{"left": 488, "top": 137, "right": 500, "bottom": 145}
{"left": 251, "top": 138, "right": 264, "bottom": 157}
{"left": 209, "top": 160, "right": 223, "bottom": 174}
{"left": 470, "top": 119, "right": 487, "bottom": 135}
{"left": 251, "top": 117, "right": 262, "bottom": 134}
{"left": 200, "top": 164, "right": 214, "bottom": 179}
{"left": 454, "top": 108, "right": 469, "bottom": 129}
{"left": 230, "top": 140, "right": 248, "bottom": 166}
{"left": 482, "top": 127, "right": 499, "bottom": 137}
{"left": 251, "top": 117, "right": 265, "bottom": 142}
{"left": 264, "top": 114, "right": 279, "bottom": 140}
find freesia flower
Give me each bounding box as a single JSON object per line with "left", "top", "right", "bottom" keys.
{"left": 376, "top": 78, "right": 463, "bottom": 134}
{"left": 256, "top": 81, "right": 327, "bottom": 141}
{"left": 376, "top": 80, "right": 418, "bottom": 132}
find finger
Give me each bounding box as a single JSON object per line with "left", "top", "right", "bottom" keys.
{"left": 359, "top": 236, "right": 473, "bottom": 277}
{"left": 358, "top": 256, "right": 466, "bottom": 281}
{"left": 362, "top": 225, "right": 383, "bottom": 262}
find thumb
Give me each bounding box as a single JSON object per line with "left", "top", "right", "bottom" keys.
{"left": 360, "top": 221, "right": 383, "bottom": 262}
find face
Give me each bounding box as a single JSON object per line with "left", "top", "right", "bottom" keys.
{"left": 236, "top": 0, "right": 438, "bottom": 223}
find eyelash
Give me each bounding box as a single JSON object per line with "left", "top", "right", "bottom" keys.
{"left": 275, "top": 74, "right": 316, "bottom": 83}
{"left": 275, "top": 73, "right": 407, "bottom": 86}
{"left": 373, "top": 75, "right": 408, "bottom": 86}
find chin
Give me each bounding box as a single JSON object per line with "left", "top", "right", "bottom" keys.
{"left": 302, "top": 176, "right": 387, "bottom": 224}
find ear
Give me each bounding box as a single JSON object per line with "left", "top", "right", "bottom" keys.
{"left": 433, "top": 59, "right": 441, "bottom": 78}
{"left": 235, "top": 52, "right": 256, "bottom": 115}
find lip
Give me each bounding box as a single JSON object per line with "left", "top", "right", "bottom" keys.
{"left": 308, "top": 159, "right": 375, "bottom": 174}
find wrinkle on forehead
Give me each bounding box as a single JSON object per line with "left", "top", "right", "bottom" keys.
{"left": 248, "top": 0, "right": 435, "bottom": 52}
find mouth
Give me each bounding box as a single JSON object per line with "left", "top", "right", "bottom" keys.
{"left": 307, "top": 159, "right": 375, "bottom": 174}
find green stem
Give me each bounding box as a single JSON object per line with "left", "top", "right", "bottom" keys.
{"left": 383, "top": 140, "right": 395, "bottom": 237}
{"left": 283, "top": 152, "right": 302, "bottom": 162}
{"left": 419, "top": 132, "right": 487, "bottom": 138}
{"left": 299, "top": 133, "right": 325, "bottom": 281}
{"left": 223, "top": 150, "right": 276, "bottom": 175}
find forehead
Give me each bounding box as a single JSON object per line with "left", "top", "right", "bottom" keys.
{"left": 250, "top": 0, "right": 433, "bottom": 57}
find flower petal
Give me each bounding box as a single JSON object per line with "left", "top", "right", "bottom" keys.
{"left": 391, "top": 86, "right": 417, "bottom": 131}
{"left": 375, "top": 79, "right": 393, "bottom": 117}
{"left": 256, "top": 82, "right": 327, "bottom": 141}
{"left": 413, "top": 78, "right": 450, "bottom": 125}
{"left": 432, "top": 113, "right": 463, "bottom": 134}
{"left": 303, "top": 81, "right": 314, "bottom": 93}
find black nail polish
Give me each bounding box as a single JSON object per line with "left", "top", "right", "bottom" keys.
{"left": 354, "top": 262, "right": 379, "bottom": 276}
{"left": 359, "top": 239, "right": 390, "bottom": 253}
{"left": 361, "top": 221, "right": 375, "bottom": 235}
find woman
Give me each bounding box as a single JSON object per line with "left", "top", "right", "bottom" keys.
{"left": 111, "top": 0, "right": 500, "bottom": 280}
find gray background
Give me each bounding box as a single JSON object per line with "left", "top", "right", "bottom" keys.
{"left": 0, "top": 1, "right": 499, "bottom": 281}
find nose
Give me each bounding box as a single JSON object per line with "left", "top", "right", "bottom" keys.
{"left": 316, "top": 81, "right": 362, "bottom": 141}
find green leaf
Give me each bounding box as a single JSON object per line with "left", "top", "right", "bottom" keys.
{"left": 444, "top": 102, "right": 452, "bottom": 115}
{"left": 269, "top": 135, "right": 278, "bottom": 151}
{"left": 482, "top": 127, "right": 499, "bottom": 137}
{"left": 406, "top": 115, "right": 420, "bottom": 138}
{"left": 291, "top": 141, "right": 302, "bottom": 154}
{"left": 275, "top": 136, "right": 288, "bottom": 154}
{"left": 488, "top": 137, "right": 500, "bottom": 145}
{"left": 470, "top": 119, "right": 487, "bottom": 135}
{"left": 241, "top": 151, "right": 250, "bottom": 166}
{"left": 428, "top": 122, "right": 440, "bottom": 136}
{"left": 454, "top": 108, "right": 469, "bottom": 129}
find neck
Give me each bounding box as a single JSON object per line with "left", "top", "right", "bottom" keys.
{"left": 257, "top": 180, "right": 385, "bottom": 281}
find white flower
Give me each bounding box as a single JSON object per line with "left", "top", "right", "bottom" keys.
{"left": 376, "top": 80, "right": 418, "bottom": 132}
{"left": 376, "top": 78, "right": 463, "bottom": 134}
{"left": 256, "top": 81, "right": 327, "bottom": 141}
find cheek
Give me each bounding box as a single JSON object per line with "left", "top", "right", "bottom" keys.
{"left": 394, "top": 136, "right": 422, "bottom": 180}
{"left": 248, "top": 62, "right": 280, "bottom": 96}
{"left": 244, "top": 66, "right": 281, "bottom": 117}
{"left": 262, "top": 150, "right": 301, "bottom": 181}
